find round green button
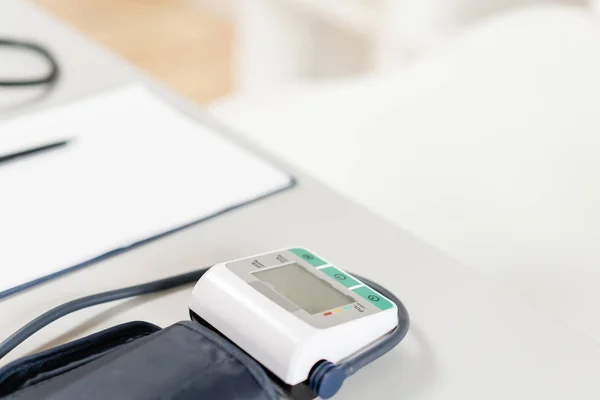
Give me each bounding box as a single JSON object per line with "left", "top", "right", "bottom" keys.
{"left": 320, "top": 266, "right": 360, "bottom": 288}
{"left": 290, "top": 248, "right": 326, "bottom": 267}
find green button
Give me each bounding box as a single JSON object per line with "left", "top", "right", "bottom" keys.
{"left": 290, "top": 248, "right": 326, "bottom": 267}
{"left": 320, "top": 266, "right": 360, "bottom": 288}
{"left": 352, "top": 286, "right": 394, "bottom": 311}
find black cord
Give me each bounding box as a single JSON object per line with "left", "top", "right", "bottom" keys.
{"left": 0, "top": 266, "right": 409, "bottom": 379}
{"left": 306, "top": 274, "right": 409, "bottom": 398}
{"left": 339, "top": 274, "right": 410, "bottom": 376}
{"left": 0, "top": 267, "right": 209, "bottom": 360}
{"left": 0, "top": 38, "right": 60, "bottom": 87}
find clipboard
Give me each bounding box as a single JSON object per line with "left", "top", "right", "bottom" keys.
{"left": 0, "top": 86, "right": 295, "bottom": 299}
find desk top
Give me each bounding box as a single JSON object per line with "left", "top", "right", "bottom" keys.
{"left": 1, "top": 1, "right": 600, "bottom": 399}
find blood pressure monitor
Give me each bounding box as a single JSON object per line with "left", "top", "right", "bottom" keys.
{"left": 0, "top": 246, "right": 408, "bottom": 400}
{"left": 189, "top": 247, "right": 404, "bottom": 399}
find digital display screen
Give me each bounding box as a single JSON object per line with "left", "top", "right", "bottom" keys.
{"left": 252, "top": 263, "right": 355, "bottom": 314}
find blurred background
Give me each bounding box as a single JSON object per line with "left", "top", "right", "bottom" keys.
{"left": 32, "top": 0, "right": 593, "bottom": 102}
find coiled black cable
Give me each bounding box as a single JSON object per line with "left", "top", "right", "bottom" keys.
{"left": 0, "top": 38, "right": 60, "bottom": 87}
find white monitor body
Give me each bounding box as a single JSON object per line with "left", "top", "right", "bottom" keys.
{"left": 189, "top": 247, "right": 398, "bottom": 385}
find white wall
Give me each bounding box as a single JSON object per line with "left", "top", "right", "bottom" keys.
{"left": 192, "top": 0, "right": 592, "bottom": 89}
{"left": 392, "top": 0, "right": 589, "bottom": 49}
{"left": 192, "top": 0, "right": 590, "bottom": 46}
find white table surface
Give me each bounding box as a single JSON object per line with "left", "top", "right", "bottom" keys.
{"left": 1, "top": 1, "right": 600, "bottom": 399}
{"left": 213, "top": 3, "right": 600, "bottom": 348}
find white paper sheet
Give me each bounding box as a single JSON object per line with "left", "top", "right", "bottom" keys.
{"left": 0, "top": 86, "right": 293, "bottom": 296}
